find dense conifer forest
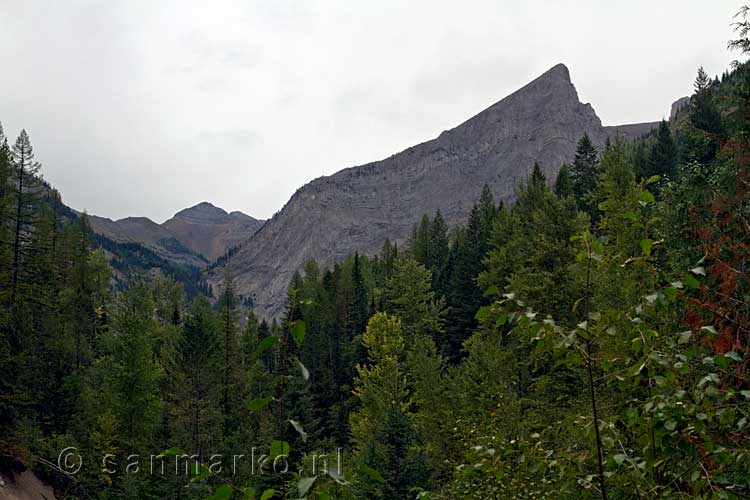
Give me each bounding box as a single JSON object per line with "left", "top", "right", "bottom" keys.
{"left": 3, "top": 8, "right": 750, "bottom": 500}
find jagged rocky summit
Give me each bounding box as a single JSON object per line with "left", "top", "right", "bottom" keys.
{"left": 208, "top": 63, "right": 663, "bottom": 319}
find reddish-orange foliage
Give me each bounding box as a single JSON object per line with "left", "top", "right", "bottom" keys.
{"left": 689, "top": 137, "right": 750, "bottom": 380}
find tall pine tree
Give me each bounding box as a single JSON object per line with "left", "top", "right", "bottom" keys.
{"left": 569, "top": 133, "right": 600, "bottom": 217}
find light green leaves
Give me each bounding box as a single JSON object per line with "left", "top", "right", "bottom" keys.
{"left": 212, "top": 484, "right": 233, "bottom": 500}
{"left": 240, "top": 486, "right": 256, "bottom": 500}
{"left": 247, "top": 396, "right": 273, "bottom": 412}
{"left": 291, "top": 320, "right": 306, "bottom": 349}
{"left": 269, "top": 440, "right": 289, "bottom": 459}
{"left": 359, "top": 464, "right": 385, "bottom": 483}
{"left": 251, "top": 336, "right": 279, "bottom": 362}
{"left": 683, "top": 274, "right": 700, "bottom": 289}
{"left": 474, "top": 305, "right": 490, "bottom": 322}
{"left": 638, "top": 190, "right": 655, "bottom": 205}
{"left": 640, "top": 238, "right": 654, "bottom": 256}
{"left": 260, "top": 489, "right": 276, "bottom": 500}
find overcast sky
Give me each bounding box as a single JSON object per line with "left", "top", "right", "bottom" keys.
{"left": 0, "top": 1, "right": 742, "bottom": 222}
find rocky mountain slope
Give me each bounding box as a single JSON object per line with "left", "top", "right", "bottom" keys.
{"left": 88, "top": 214, "right": 207, "bottom": 268}
{"left": 209, "top": 63, "right": 663, "bottom": 319}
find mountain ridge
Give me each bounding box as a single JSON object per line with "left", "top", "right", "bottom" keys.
{"left": 88, "top": 201, "right": 264, "bottom": 263}
{"left": 209, "top": 63, "right": 662, "bottom": 319}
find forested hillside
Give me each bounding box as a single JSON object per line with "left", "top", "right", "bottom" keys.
{"left": 2, "top": 9, "right": 750, "bottom": 500}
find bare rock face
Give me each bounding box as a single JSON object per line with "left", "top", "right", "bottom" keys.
{"left": 210, "top": 63, "right": 625, "bottom": 319}
{"left": 0, "top": 470, "right": 58, "bottom": 500}
{"left": 162, "top": 202, "right": 264, "bottom": 261}
{"left": 670, "top": 96, "right": 691, "bottom": 120}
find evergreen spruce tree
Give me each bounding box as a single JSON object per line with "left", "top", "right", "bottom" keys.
{"left": 0, "top": 123, "right": 13, "bottom": 449}
{"left": 569, "top": 133, "right": 600, "bottom": 216}
{"left": 554, "top": 163, "right": 573, "bottom": 197}
{"left": 410, "top": 215, "right": 431, "bottom": 265}
{"left": 103, "top": 283, "right": 163, "bottom": 451}
{"left": 480, "top": 164, "right": 585, "bottom": 322}
{"left": 1, "top": 130, "right": 44, "bottom": 454}
{"left": 427, "top": 210, "right": 449, "bottom": 295}
{"left": 378, "top": 239, "right": 398, "bottom": 282}
{"left": 681, "top": 66, "right": 724, "bottom": 164}
{"left": 172, "top": 296, "right": 222, "bottom": 457}
{"left": 691, "top": 66, "right": 723, "bottom": 135}
{"left": 241, "top": 311, "right": 261, "bottom": 364}
{"left": 646, "top": 120, "right": 678, "bottom": 180}
{"left": 595, "top": 138, "right": 641, "bottom": 257}
{"left": 9, "top": 130, "right": 43, "bottom": 310}
{"left": 218, "top": 271, "right": 243, "bottom": 438}
{"left": 384, "top": 257, "right": 445, "bottom": 345}
{"left": 443, "top": 186, "right": 497, "bottom": 359}
{"left": 0, "top": 122, "right": 11, "bottom": 292}
{"left": 351, "top": 253, "right": 369, "bottom": 336}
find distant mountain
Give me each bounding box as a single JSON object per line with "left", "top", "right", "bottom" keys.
{"left": 208, "top": 63, "right": 666, "bottom": 319}
{"left": 162, "top": 202, "right": 264, "bottom": 261}
{"left": 88, "top": 202, "right": 263, "bottom": 266}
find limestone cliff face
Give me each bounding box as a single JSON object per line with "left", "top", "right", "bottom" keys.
{"left": 210, "top": 63, "right": 621, "bottom": 319}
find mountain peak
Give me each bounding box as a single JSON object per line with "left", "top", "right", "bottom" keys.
{"left": 543, "top": 63, "right": 570, "bottom": 80}
{"left": 513, "top": 62, "right": 575, "bottom": 99}
{"left": 173, "top": 202, "right": 228, "bottom": 221}
{"left": 210, "top": 62, "right": 610, "bottom": 319}
{"left": 162, "top": 202, "right": 264, "bottom": 261}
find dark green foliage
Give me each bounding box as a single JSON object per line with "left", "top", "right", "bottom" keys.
{"left": 9, "top": 129, "right": 43, "bottom": 307}
{"left": 645, "top": 120, "right": 678, "bottom": 180}
{"left": 569, "top": 133, "right": 600, "bottom": 216}
{"left": 170, "top": 296, "right": 222, "bottom": 455}
{"left": 690, "top": 66, "right": 723, "bottom": 135}
{"left": 677, "top": 67, "right": 725, "bottom": 165}
{"left": 480, "top": 164, "right": 586, "bottom": 323}
{"left": 218, "top": 272, "right": 243, "bottom": 437}
{"left": 409, "top": 211, "right": 450, "bottom": 296}
{"left": 442, "top": 185, "right": 497, "bottom": 359}
{"left": 351, "top": 253, "right": 369, "bottom": 336}
{"left": 383, "top": 257, "right": 445, "bottom": 344}
{"left": 554, "top": 163, "right": 573, "bottom": 197}
{"left": 104, "top": 283, "right": 163, "bottom": 450}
